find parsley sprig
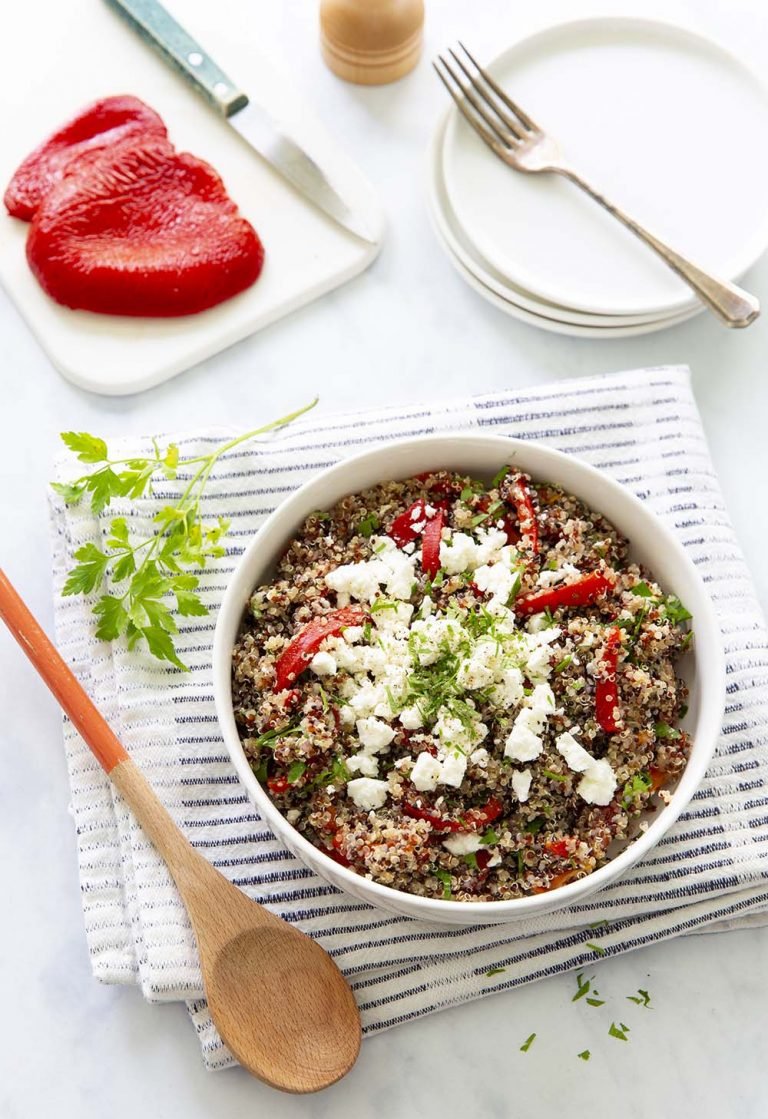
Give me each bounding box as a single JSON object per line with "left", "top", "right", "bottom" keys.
{"left": 52, "top": 400, "right": 317, "bottom": 670}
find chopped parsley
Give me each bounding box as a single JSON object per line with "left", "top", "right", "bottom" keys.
{"left": 433, "top": 868, "right": 453, "bottom": 899}
{"left": 524, "top": 816, "right": 546, "bottom": 835}
{"left": 251, "top": 723, "right": 302, "bottom": 750}
{"left": 654, "top": 722, "right": 681, "bottom": 739}
{"left": 357, "top": 512, "right": 381, "bottom": 537}
{"left": 286, "top": 760, "right": 306, "bottom": 784}
{"left": 554, "top": 654, "right": 573, "bottom": 673}
{"left": 370, "top": 598, "right": 399, "bottom": 614}
{"left": 664, "top": 595, "right": 692, "bottom": 625}
{"left": 632, "top": 581, "right": 654, "bottom": 598}
{"left": 586, "top": 997, "right": 605, "bottom": 1007}
{"left": 588, "top": 919, "right": 609, "bottom": 929}
{"left": 480, "top": 827, "right": 499, "bottom": 845}
{"left": 485, "top": 966, "right": 506, "bottom": 977}
{"left": 585, "top": 942, "right": 606, "bottom": 956}
{"left": 311, "top": 510, "right": 331, "bottom": 522}
{"left": 626, "top": 988, "right": 652, "bottom": 1008}
{"left": 463, "top": 852, "right": 479, "bottom": 870}
{"left": 520, "top": 1033, "right": 536, "bottom": 1053}
{"left": 542, "top": 769, "right": 569, "bottom": 783}
{"left": 621, "top": 772, "right": 652, "bottom": 809}
{"left": 572, "top": 972, "right": 592, "bottom": 1002}
{"left": 577, "top": 1050, "right": 591, "bottom": 1061}
{"left": 608, "top": 1022, "right": 630, "bottom": 1041}
{"left": 491, "top": 465, "right": 510, "bottom": 488}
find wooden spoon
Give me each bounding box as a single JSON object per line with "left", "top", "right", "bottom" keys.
{"left": 0, "top": 568, "right": 361, "bottom": 1093}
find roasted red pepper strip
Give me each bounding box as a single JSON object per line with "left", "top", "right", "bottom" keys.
{"left": 421, "top": 509, "right": 444, "bottom": 580}
{"left": 403, "top": 795, "right": 504, "bottom": 833}
{"left": 267, "top": 775, "right": 289, "bottom": 795}
{"left": 515, "top": 571, "right": 614, "bottom": 616}
{"left": 508, "top": 474, "right": 539, "bottom": 556}
{"left": 595, "top": 625, "right": 622, "bottom": 733}
{"left": 545, "top": 839, "right": 570, "bottom": 858}
{"left": 388, "top": 499, "right": 429, "bottom": 547}
{"left": 274, "top": 605, "right": 368, "bottom": 691}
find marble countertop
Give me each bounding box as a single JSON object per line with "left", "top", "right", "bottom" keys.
{"left": 2, "top": 0, "right": 767, "bottom": 1116}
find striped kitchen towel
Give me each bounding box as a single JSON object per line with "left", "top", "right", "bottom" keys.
{"left": 48, "top": 365, "right": 768, "bottom": 1070}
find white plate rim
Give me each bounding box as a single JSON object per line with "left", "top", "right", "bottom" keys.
{"left": 440, "top": 15, "right": 768, "bottom": 317}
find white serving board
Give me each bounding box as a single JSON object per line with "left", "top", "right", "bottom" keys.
{"left": 0, "top": 0, "right": 384, "bottom": 395}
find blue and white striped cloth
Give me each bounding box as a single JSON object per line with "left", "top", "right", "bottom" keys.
{"left": 49, "top": 365, "right": 768, "bottom": 1070}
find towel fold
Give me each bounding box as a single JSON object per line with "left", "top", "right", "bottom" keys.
{"left": 49, "top": 365, "right": 768, "bottom": 1070}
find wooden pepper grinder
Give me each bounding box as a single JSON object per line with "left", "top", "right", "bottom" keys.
{"left": 320, "top": 0, "right": 425, "bottom": 85}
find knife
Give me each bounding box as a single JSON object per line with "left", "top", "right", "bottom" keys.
{"left": 104, "top": 0, "right": 377, "bottom": 243}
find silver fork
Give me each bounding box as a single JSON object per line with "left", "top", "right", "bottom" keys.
{"left": 435, "top": 44, "right": 760, "bottom": 328}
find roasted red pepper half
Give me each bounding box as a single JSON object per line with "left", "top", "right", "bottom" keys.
{"left": 508, "top": 474, "right": 539, "bottom": 556}
{"left": 4, "top": 95, "right": 168, "bottom": 221}
{"left": 515, "top": 571, "right": 614, "bottom": 616}
{"left": 274, "top": 605, "right": 368, "bottom": 691}
{"left": 26, "top": 136, "right": 264, "bottom": 317}
{"left": 595, "top": 625, "right": 622, "bottom": 733}
{"left": 421, "top": 509, "right": 444, "bottom": 580}
{"left": 388, "top": 498, "right": 430, "bottom": 548}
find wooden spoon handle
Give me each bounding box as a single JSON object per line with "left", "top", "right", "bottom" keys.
{"left": 0, "top": 568, "right": 129, "bottom": 772}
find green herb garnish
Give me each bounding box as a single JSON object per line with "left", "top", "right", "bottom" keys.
{"left": 554, "top": 655, "right": 573, "bottom": 673}
{"left": 586, "top": 997, "right": 605, "bottom": 1007}
{"left": 664, "top": 595, "right": 692, "bottom": 625}
{"left": 357, "top": 512, "right": 381, "bottom": 538}
{"left": 433, "top": 868, "right": 453, "bottom": 899}
{"left": 485, "top": 966, "right": 506, "bottom": 977}
{"left": 654, "top": 722, "right": 681, "bottom": 740}
{"left": 312, "top": 510, "right": 331, "bottom": 523}
{"left": 520, "top": 1033, "right": 536, "bottom": 1053}
{"left": 572, "top": 972, "right": 592, "bottom": 1002}
{"left": 480, "top": 827, "right": 499, "bottom": 846}
{"left": 542, "top": 769, "right": 569, "bottom": 783}
{"left": 53, "top": 400, "right": 317, "bottom": 669}
{"left": 585, "top": 942, "right": 606, "bottom": 956}
{"left": 251, "top": 723, "right": 302, "bottom": 750}
{"left": 626, "top": 988, "right": 652, "bottom": 1008}
{"left": 525, "top": 816, "right": 546, "bottom": 835}
{"left": 577, "top": 1050, "right": 591, "bottom": 1061}
{"left": 621, "top": 772, "right": 652, "bottom": 809}
{"left": 491, "top": 465, "right": 510, "bottom": 489}
{"left": 287, "top": 760, "right": 307, "bottom": 784}
{"left": 632, "top": 582, "right": 654, "bottom": 598}
{"left": 608, "top": 1022, "right": 630, "bottom": 1041}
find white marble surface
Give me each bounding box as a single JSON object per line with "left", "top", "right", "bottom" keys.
{"left": 1, "top": 0, "right": 767, "bottom": 1116}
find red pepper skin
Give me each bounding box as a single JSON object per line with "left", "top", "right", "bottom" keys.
{"left": 545, "top": 839, "right": 570, "bottom": 858}
{"left": 267, "top": 775, "right": 289, "bottom": 795}
{"left": 595, "top": 626, "right": 622, "bottom": 733}
{"left": 508, "top": 475, "right": 539, "bottom": 556}
{"left": 403, "top": 795, "right": 504, "bottom": 833}
{"left": 26, "top": 136, "right": 264, "bottom": 317}
{"left": 421, "top": 509, "right": 444, "bottom": 580}
{"left": 274, "top": 606, "right": 368, "bottom": 691}
{"left": 388, "top": 499, "right": 430, "bottom": 548}
{"left": 515, "top": 571, "right": 614, "bottom": 616}
{"left": 4, "top": 95, "right": 167, "bottom": 221}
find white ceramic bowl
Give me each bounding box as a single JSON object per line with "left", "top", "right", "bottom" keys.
{"left": 213, "top": 435, "right": 725, "bottom": 925}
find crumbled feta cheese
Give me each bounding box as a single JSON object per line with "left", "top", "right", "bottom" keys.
{"left": 434, "top": 707, "right": 487, "bottom": 752}
{"left": 537, "top": 562, "right": 580, "bottom": 587}
{"left": 439, "top": 532, "right": 479, "bottom": 575}
{"left": 555, "top": 730, "right": 594, "bottom": 773}
{"left": 474, "top": 528, "right": 509, "bottom": 566}
{"left": 438, "top": 749, "right": 468, "bottom": 787}
{"left": 356, "top": 717, "right": 395, "bottom": 752}
{"left": 505, "top": 721, "right": 543, "bottom": 762}
{"left": 490, "top": 666, "right": 524, "bottom": 709}
{"left": 339, "top": 706, "right": 356, "bottom": 727}
{"left": 577, "top": 759, "right": 618, "bottom": 806}
{"left": 399, "top": 704, "right": 425, "bottom": 730}
{"left": 456, "top": 639, "right": 499, "bottom": 690}
{"left": 442, "top": 832, "right": 484, "bottom": 855}
{"left": 469, "top": 747, "right": 489, "bottom": 767}
{"left": 410, "top": 751, "right": 442, "bottom": 791}
{"left": 348, "top": 680, "right": 386, "bottom": 717}
{"left": 511, "top": 768, "right": 533, "bottom": 802}
{"left": 343, "top": 626, "right": 364, "bottom": 644}
{"left": 309, "top": 650, "right": 337, "bottom": 676}
{"left": 472, "top": 561, "right": 517, "bottom": 606}
{"left": 286, "top": 808, "right": 301, "bottom": 824}
{"left": 326, "top": 559, "right": 386, "bottom": 603}
{"left": 346, "top": 752, "right": 379, "bottom": 777}
{"left": 347, "top": 777, "right": 389, "bottom": 810}
{"left": 530, "top": 682, "right": 556, "bottom": 713}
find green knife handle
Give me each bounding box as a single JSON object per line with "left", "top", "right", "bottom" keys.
{"left": 104, "top": 0, "right": 248, "bottom": 117}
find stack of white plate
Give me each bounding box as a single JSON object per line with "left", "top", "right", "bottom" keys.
{"left": 427, "top": 17, "right": 768, "bottom": 338}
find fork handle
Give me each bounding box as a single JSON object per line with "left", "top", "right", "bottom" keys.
{"left": 558, "top": 169, "right": 760, "bottom": 328}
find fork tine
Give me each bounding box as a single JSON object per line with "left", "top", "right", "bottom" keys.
{"left": 433, "top": 60, "right": 508, "bottom": 157}
{"left": 458, "top": 42, "right": 540, "bottom": 133}
{"left": 447, "top": 47, "right": 525, "bottom": 142}
{"left": 436, "top": 53, "right": 517, "bottom": 150}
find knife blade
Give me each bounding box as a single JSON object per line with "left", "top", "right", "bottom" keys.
{"left": 104, "top": 0, "right": 377, "bottom": 243}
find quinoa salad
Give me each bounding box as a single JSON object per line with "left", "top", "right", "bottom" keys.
{"left": 231, "top": 467, "right": 693, "bottom": 902}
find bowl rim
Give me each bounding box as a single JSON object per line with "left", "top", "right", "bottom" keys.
{"left": 213, "top": 433, "right": 725, "bottom": 920}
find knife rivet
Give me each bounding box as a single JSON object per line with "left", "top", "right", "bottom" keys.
{"left": 187, "top": 51, "right": 204, "bottom": 67}
{"left": 214, "top": 81, "right": 229, "bottom": 97}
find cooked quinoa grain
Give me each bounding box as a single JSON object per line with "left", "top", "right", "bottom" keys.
{"left": 232, "top": 468, "right": 693, "bottom": 902}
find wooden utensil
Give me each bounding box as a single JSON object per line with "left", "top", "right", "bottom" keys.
{"left": 0, "top": 568, "right": 361, "bottom": 1093}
